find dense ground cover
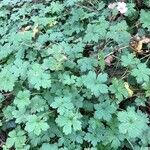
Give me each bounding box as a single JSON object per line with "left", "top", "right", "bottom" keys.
{"left": 0, "top": 0, "right": 150, "bottom": 149}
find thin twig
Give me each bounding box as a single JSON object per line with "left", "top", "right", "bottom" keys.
{"left": 140, "top": 53, "right": 150, "bottom": 60}
{"left": 104, "top": 45, "right": 129, "bottom": 58}
{"left": 75, "top": 4, "right": 99, "bottom": 13}
{"left": 121, "top": 69, "right": 129, "bottom": 79}
{"left": 118, "top": 45, "right": 129, "bottom": 51}
{"left": 126, "top": 138, "right": 134, "bottom": 150}
{"left": 87, "top": 1, "right": 99, "bottom": 11}
{"left": 146, "top": 55, "right": 150, "bottom": 64}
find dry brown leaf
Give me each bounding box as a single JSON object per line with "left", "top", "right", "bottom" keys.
{"left": 33, "top": 24, "right": 39, "bottom": 38}
{"left": 20, "top": 25, "right": 32, "bottom": 32}
{"left": 24, "top": 25, "right": 32, "bottom": 31}
{"left": 105, "top": 55, "right": 113, "bottom": 66}
{"left": 129, "top": 36, "right": 150, "bottom": 54}
{"left": 141, "top": 37, "right": 150, "bottom": 44}
{"left": 124, "top": 82, "right": 134, "bottom": 97}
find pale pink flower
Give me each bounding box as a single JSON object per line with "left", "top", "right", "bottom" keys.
{"left": 108, "top": 3, "right": 117, "bottom": 9}
{"left": 117, "top": 2, "right": 128, "bottom": 14}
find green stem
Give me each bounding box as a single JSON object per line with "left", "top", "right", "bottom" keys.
{"left": 126, "top": 138, "right": 134, "bottom": 150}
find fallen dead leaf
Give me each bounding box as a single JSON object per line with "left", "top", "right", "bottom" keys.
{"left": 105, "top": 55, "right": 113, "bottom": 66}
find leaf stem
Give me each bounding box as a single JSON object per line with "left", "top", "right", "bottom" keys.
{"left": 126, "top": 138, "right": 134, "bottom": 150}
{"left": 75, "top": 4, "right": 98, "bottom": 13}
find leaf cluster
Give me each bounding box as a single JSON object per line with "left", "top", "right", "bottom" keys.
{"left": 0, "top": 0, "right": 150, "bottom": 150}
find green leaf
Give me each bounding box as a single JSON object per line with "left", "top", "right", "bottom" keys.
{"left": 32, "top": 16, "right": 57, "bottom": 27}
{"left": 28, "top": 63, "right": 51, "bottom": 90}
{"left": 77, "top": 57, "right": 98, "bottom": 72}
{"left": 83, "top": 71, "right": 108, "bottom": 96}
{"left": 140, "top": 10, "right": 150, "bottom": 31}
{"left": 0, "top": 67, "right": 17, "bottom": 92}
{"left": 144, "top": 0, "right": 150, "bottom": 7}
{"left": 43, "top": 57, "right": 62, "bottom": 71}
{"left": 12, "top": 108, "right": 28, "bottom": 123}
{"left": 135, "top": 97, "right": 146, "bottom": 106}
{"left": 3, "top": 106, "right": 16, "bottom": 121}
{"left": 59, "top": 73, "right": 77, "bottom": 85}
{"left": 71, "top": 8, "right": 89, "bottom": 22}
{"left": 55, "top": 111, "right": 82, "bottom": 135}
{"left": 30, "top": 96, "right": 48, "bottom": 113}
{"left": 103, "top": 127, "right": 124, "bottom": 149}
{"left": 40, "top": 143, "right": 58, "bottom": 150}
{"left": 0, "top": 93, "right": 4, "bottom": 102}
{"left": 5, "top": 128, "right": 26, "bottom": 149}
{"left": 25, "top": 115, "right": 49, "bottom": 135}
{"left": 107, "top": 21, "right": 131, "bottom": 45}
{"left": 13, "top": 90, "right": 30, "bottom": 109}
{"left": 51, "top": 96, "right": 74, "bottom": 115}
{"left": 118, "top": 107, "right": 149, "bottom": 138}
{"left": 84, "top": 123, "right": 105, "bottom": 146}
{"left": 109, "top": 78, "right": 129, "bottom": 101}
{"left": 0, "top": 43, "right": 13, "bottom": 61}
{"left": 121, "top": 53, "right": 140, "bottom": 67}
{"left": 143, "top": 81, "right": 150, "bottom": 97}
{"left": 98, "top": 1, "right": 105, "bottom": 10}
{"left": 98, "top": 51, "right": 105, "bottom": 71}
{"left": 10, "top": 59, "right": 29, "bottom": 78}
{"left": 125, "top": 3, "right": 138, "bottom": 20}
{"left": 50, "top": 2, "right": 64, "bottom": 14}
{"left": 84, "top": 17, "right": 109, "bottom": 43}
{"left": 16, "top": 31, "right": 32, "bottom": 43}
{"left": 94, "top": 100, "right": 116, "bottom": 121}
{"left": 131, "top": 63, "right": 150, "bottom": 83}
{"left": 64, "top": 0, "right": 80, "bottom": 6}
